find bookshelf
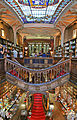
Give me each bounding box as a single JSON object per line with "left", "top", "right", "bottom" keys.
{"left": 0, "top": 37, "right": 23, "bottom": 57}
{"left": 64, "top": 38, "right": 77, "bottom": 58}
{"left": 54, "top": 38, "right": 77, "bottom": 58}
{"left": 54, "top": 45, "right": 62, "bottom": 57}
{"left": 64, "top": 41, "right": 69, "bottom": 57}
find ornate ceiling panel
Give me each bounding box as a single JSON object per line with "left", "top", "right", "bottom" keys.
{"left": 18, "top": 27, "right": 60, "bottom": 37}
{"left": 4, "top": 0, "right": 72, "bottom": 23}
{"left": 56, "top": 3, "right": 77, "bottom": 29}
{"left": 0, "top": 3, "right": 22, "bottom": 29}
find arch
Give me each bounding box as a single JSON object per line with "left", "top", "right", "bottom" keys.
{"left": 0, "top": 0, "right": 23, "bottom": 24}
{"left": 55, "top": 0, "right": 77, "bottom": 25}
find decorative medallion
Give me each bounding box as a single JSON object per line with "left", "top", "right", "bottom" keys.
{"left": 18, "top": 0, "right": 59, "bottom": 8}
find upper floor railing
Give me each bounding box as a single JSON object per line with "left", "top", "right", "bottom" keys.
{"left": 24, "top": 57, "right": 53, "bottom": 68}
{"left": 5, "top": 58, "right": 71, "bottom": 84}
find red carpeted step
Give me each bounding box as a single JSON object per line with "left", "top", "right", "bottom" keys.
{"left": 31, "top": 112, "right": 45, "bottom": 116}
{"left": 31, "top": 116, "right": 45, "bottom": 119}
{"left": 32, "top": 109, "right": 44, "bottom": 112}
{"left": 28, "top": 93, "right": 46, "bottom": 120}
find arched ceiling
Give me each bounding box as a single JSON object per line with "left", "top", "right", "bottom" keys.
{"left": 0, "top": 0, "right": 22, "bottom": 29}
{"left": 0, "top": 0, "right": 77, "bottom": 38}
{"left": 56, "top": 1, "right": 77, "bottom": 30}
{"left": 3, "top": 0, "right": 72, "bottom": 24}
{"left": 18, "top": 27, "right": 60, "bottom": 37}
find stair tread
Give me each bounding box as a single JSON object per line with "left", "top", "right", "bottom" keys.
{"left": 28, "top": 93, "right": 46, "bottom": 120}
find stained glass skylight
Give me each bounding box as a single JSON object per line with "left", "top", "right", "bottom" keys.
{"left": 4, "top": 0, "right": 72, "bottom": 23}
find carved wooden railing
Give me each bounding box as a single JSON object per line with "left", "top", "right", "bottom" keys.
{"left": 0, "top": 58, "right": 5, "bottom": 80}
{"left": 5, "top": 58, "right": 70, "bottom": 83}
{"left": 5, "top": 58, "right": 70, "bottom": 92}
{"left": 43, "top": 96, "right": 49, "bottom": 111}
{"left": 70, "top": 58, "right": 77, "bottom": 85}
{"left": 0, "top": 58, "right": 5, "bottom": 72}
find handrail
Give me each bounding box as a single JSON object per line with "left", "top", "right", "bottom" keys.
{"left": 6, "top": 72, "right": 70, "bottom": 92}
{"left": 5, "top": 58, "right": 70, "bottom": 84}
{"left": 12, "top": 58, "right": 21, "bottom": 65}
{"left": 43, "top": 96, "right": 49, "bottom": 111}
{"left": 6, "top": 58, "right": 70, "bottom": 72}
{"left": 57, "top": 57, "right": 64, "bottom": 64}
{"left": 27, "top": 102, "right": 32, "bottom": 111}
{"left": 6, "top": 72, "right": 70, "bottom": 85}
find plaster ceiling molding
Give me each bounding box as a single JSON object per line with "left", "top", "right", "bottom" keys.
{"left": 0, "top": 2, "right": 23, "bottom": 29}
{"left": 2, "top": 0, "right": 72, "bottom": 24}
{"left": 55, "top": 2, "right": 77, "bottom": 30}
{"left": 17, "top": 27, "right": 61, "bottom": 37}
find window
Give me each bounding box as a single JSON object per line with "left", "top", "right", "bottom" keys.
{"left": 1, "top": 29, "right": 4, "bottom": 37}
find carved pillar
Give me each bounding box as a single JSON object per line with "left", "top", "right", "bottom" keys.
{"left": 13, "top": 65, "right": 15, "bottom": 75}
{"left": 26, "top": 71, "right": 28, "bottom": 82}
{"left": 29, "top": 72, "right": 32, "bottom": 83}
{"left": 55, "top": 68, "right": 57, "bottom": 78}
{"left": 47, "top": 71, "right": 50, "bottom": 81}
{"left": 51, "top": 70, "right": 52, "bottom": 80}
{"left": 66, "top": 63, "right": 68, "bottom": 73}
{"left": 40, "top": 72, "right": 41, "bottom": 83}
{"left": 61, "top": 27, "right": 65, "bottom": 47}
{"left": 54, "top": 36, "right": 56, "bottom": 50}
{"left": 53, "top": 69, "right": 55, "bottom": 79}
{"left": 61, "top": 27, "right": 65, "bottom": 57}
{"left": 59, "top": 65, "right": 60, "bottom": 77}
{"left": 21, "top": 69, "right": 23, "bottom": 79}
{"left": 13, "top": 26, "right": 17, "bottom": 47}
{"left": 34, "top": 73, "right": 36, "bottom": 83}
{"left": 45, "top": 72, "right": 47, "bottom": 82}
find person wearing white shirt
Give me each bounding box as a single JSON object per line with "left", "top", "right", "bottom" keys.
{"left": 13, "top": 48, "right": 18, "bottom": 58}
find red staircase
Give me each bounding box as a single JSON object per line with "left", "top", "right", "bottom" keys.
{"left": 28, "top": 93, "right": 46, "bottom": 120}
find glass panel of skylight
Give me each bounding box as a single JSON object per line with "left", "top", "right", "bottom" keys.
{"left": 26, "top": 17, "right": 34, "bottom": 21}
{"left": 5, "top": 0, "right": 71, "bottom": 23}
{"left": 31, "top": 8, "right": 46, "bottom": 17}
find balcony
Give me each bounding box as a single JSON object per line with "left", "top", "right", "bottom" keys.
{"left": 24, "top": 57, "right": 53, "bottom": 68}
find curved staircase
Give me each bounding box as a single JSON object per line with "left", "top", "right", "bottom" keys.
{"left": 5, "top": 58, "right": 70, "bottom": 92}
{"left": 28, "top": 93, "right": 46, "bottom": 120}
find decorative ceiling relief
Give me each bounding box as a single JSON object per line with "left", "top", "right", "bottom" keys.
{"left": 4, "top": 0, "right": 72, "bottom": 23}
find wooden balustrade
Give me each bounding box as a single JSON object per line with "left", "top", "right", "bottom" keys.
{"left": 0, "top": 58, "right": 5, "bottom": 72}
{"left": 0, "top": 58, "right": 5, "bottom": 80}
{"left": 70, "top": 58, "right": 77, "bottom": 84}
{"left": 5, "top": 58, "right": 70, "bottom": 84}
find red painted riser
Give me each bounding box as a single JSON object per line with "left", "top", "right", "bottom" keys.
{"left": 28, "top": 93, "right": 46, "bottom": 120}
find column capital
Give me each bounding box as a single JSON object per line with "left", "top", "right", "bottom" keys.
{"left": 61, "top": 27, "right": 65, "bottom": 33}
{"left": 53, "top": 35, "right": 56, "bottom": 39}
{"left": 12, "top": 26, "right": 17, "bottom": 32}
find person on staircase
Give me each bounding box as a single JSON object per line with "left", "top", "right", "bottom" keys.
{"left": 0, "top": 44, "right": 4, "bottom": 58}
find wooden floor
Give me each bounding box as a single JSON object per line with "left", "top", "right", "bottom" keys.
{"left": 53, "top": 102, "right": 66, "bottom": 120}
{"left": 50, "top": 94, "right": 66, "bottom": 120}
